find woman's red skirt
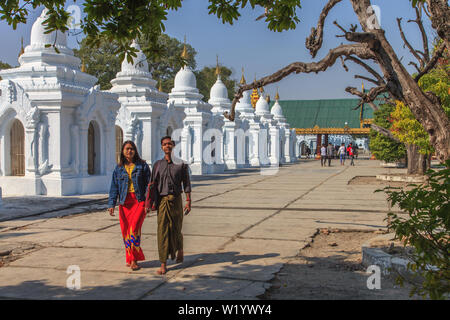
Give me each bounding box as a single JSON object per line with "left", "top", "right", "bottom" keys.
{"left": 119, "top": 192, "right": 146, "bottom": 264}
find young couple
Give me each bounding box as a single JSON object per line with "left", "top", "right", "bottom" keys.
{"left": 107, "top": 136, "right": 192, "bottom": 275}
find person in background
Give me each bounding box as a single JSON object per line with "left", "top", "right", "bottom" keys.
{"left": 338, "top": 143, "right": 346, "bottom": 166}
{"left": 327, "top": 143, "right": 334, "bottom": 166}
{"left": 320, "top": 144, "right": 327, "bottom": 167}
{"left": 347, "top": 143, "right": 355, "bottom": 166}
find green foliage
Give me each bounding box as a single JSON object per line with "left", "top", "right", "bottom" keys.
{"left": 73, "top": 34, "right": 237, "bottom": 98}
{"left": 143, "top": 34, "right": 197, "bottom": 93}
{"left": 73, "top": 34, "right": 196, "bottom": 91}
{"left": 391, "top": 101, "right": 434, "bottom": 156}
{"left": 195, "top": 66, "right": 237, "bottom": 101}
{"left": 0, "top": 0, "right": 301, "bottom": 62}
{"left": 418, "top": 68, "right": 450, "bottom": 118}
{"left": 369, "top": 103, "right": 406, "bottom": 162}
{"left": 0, "top": 61, "right": 11, "bottom": 70}
{"left": 73, "top": 38, "right": 121, "bottom": 90}
{"left": 381, "top": 162, "right": 450, "bottom": 299}
{"left": 0, "top": 60, "right": 12, "bottom": 80}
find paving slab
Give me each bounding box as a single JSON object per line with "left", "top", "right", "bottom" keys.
{"left": 8, "top": 246, "right": 162, "bottom": 274}
{"left": 0, "top": 267, "right": 164, "bottom": 300}
{"left": 222, "top": 238, "right": 305, "bottom": 258}
{"left": 142, "top": 276, "right": 268, "bottom": 300}
{"left": 0, "top": 160, "right": 401, "bottom": 299}
{"left": 25, "top": 217, "right": 119, "bottom": 232}
{"left": 0, "top": 228, "right": 87, "bottom": 245}
{"left": 188, "top": 208, "right": 277, "bottom": 218}
{"left": 0, "top": 194, "right": 108, "bottom": 221}
{"left": 172, "top": 251, "right": 283, "bottom": 282}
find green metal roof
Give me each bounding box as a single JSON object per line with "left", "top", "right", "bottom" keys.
{"left": 270, "top": 98, "right": 375, "bottom": 129}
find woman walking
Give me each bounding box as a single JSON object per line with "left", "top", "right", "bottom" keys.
{"left": 338, "top": 143, "right": 346, "bottom": 166}
{"left": 108, "top": 140, "right": 151, "bottom": 270}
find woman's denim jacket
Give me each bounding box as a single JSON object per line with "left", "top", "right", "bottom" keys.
{"left": 108, "top": 161, "right": 151, "bottom": 208}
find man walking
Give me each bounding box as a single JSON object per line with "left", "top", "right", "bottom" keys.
{"left": 347, "top": 143, "right": 355, "bottom": 166}
{"left": 327, "top": 143, "right": 334, "bottom": 166}
{"left": 320, "top": 144, "right": 327, "bottom": 167}
{"left": 147, "top": 136, "right": 192, "bottom": 275}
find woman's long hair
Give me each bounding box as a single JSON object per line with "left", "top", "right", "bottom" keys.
{"left": 119, "top": 140, "right": 143, "bottom": 166}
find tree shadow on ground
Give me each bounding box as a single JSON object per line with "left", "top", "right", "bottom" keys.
{"left": 0, "top": 251, "right": 281, "bottom": 300}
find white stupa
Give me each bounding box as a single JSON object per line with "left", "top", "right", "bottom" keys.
{"left": 0, "top": 9, "right": 120, "bottom": 195}
{"left": 168, "top": 39, "right": 212, "bottom": 175}
{"left": 110, "top": 40, "right": 169, "bottom": 165}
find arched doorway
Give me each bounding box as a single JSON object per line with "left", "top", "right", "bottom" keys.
{"left": 115, "top": 126, "right": 123, "bottom": 164}
{"left": 10, "top": 119, "right": 25, "bottom": 176}
{"left": 87, "top": 121, "right": 101, "bottom": 175}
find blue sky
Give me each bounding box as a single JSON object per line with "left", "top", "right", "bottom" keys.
{"left": 0, "top": 0, "right": 434, "bottom": 100}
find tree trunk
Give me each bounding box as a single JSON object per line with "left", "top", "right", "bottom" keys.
{"left": 350, "top": 0, "right": 450, "bottom": 164}
{"left": 406, "top": 144, "right": 428, "bottom": 175}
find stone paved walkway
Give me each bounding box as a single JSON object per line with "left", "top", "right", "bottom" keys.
{"left": 0, "top": 159, "right": 404, "bottom": 299}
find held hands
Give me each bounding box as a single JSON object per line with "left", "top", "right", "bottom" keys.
{"left": 108, "top": 207, "right": 115, "bottom": 216}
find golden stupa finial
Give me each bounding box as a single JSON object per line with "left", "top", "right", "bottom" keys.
{"left": 362, "top": 81, "right": 364, "bottom": 92}
{"left": 81, "top": 58, "right": 87, "bottom": 73}
{"left": 275, "top": 88, "right": 280, "bottom": 101}
{"left": 215, "top": 55, "right": 220, "bottom": 77}
{"left": 250, "top": 74, "right": 260, "bottom": 108}
{"left": 18, "top": 37, "right": 25, "bottom": 57}
{"left": 158, "top": 80, "right": 163, "bottom": 92}
{"left": 181, "top": 35, "right": 188, "bottom": 65}
{"left": 240, "top": 67, "right": 246, "bottom": 85}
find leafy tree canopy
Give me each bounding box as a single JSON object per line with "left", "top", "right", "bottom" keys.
{"left": 195, "top": 66, "right": 237, "bottom": 101}
{"left": 0, "top": 0, "right": 301, "bottom": 64}
{"left": 73, "top": 34, "right": 196, "bottom": 91}
{"left": 390, "top": 101, "right": 434, "bottom": 155}
{"left": 369, "top": 103, "right": 406, "bottom": 163}
{"left": 73, "top": 33, "right": 237, "bottom": 99}
{"left": 0, "top": 61, "right": 11, "bottom": 70}
{"left": 0, "top": 60, "right": 12, "bottom": 80}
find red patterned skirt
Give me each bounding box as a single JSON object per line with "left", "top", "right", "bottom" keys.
{"left": 119, "top": 192, "right": 146, "bottom": 264}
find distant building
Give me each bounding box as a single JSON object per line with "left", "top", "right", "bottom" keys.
{"left": 269, "top": 98, "right": 375, "bottom": 157}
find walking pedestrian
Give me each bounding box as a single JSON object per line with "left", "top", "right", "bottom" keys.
{"left": 108, "top": 140, "right": 151, "bottom": 271}
{"left": 338, "top": 143, "right": 346, "bottom": 165}
{"left": 148, "top": 136, "right": 192, "bottom": 275}
{"left": 353, "top": 144, "right": 359, "bottom": 159}
{"left": 327, "top": 143, "right": 334, "bottom": 166}
{"left": 347, "top": 143, "right": 355, "bottom": 166}
{"left": 320, "top": 144, "right": 327, "bottom": 166}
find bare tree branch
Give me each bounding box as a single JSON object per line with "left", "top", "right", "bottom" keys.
{"left": 224, "top": 43, "right": 376, "bottom": 121}
{"left": 409, "top": 61, "right": 422, "bottom": 73}
{"left": 333, "top": 20, "right": 348, "bottom": 34}
{"left": 306, "top": 0, "right": 344, "bottom": 58}
{"left": 339, "top": 55, "right": 349, "bottom": 72}
{"left": 370, "top": 124, "right": 401, "bottom": 143}
{"left": 345, "top": 84, "right": 389, "bottom": 111}
{"left": 415, "top": 42, "right": 446, "bottom": 82}
{"left": 354, "top": 74, "right": 379, "bottom": 85}
{"left": 397, "top": 17, "right": 425, "bottom": 69}
{"left": 408, "top": 7, "right": 431, "bottom": 63}
{"left": 344, "top": 56, "right": 385, "bottom": 84}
